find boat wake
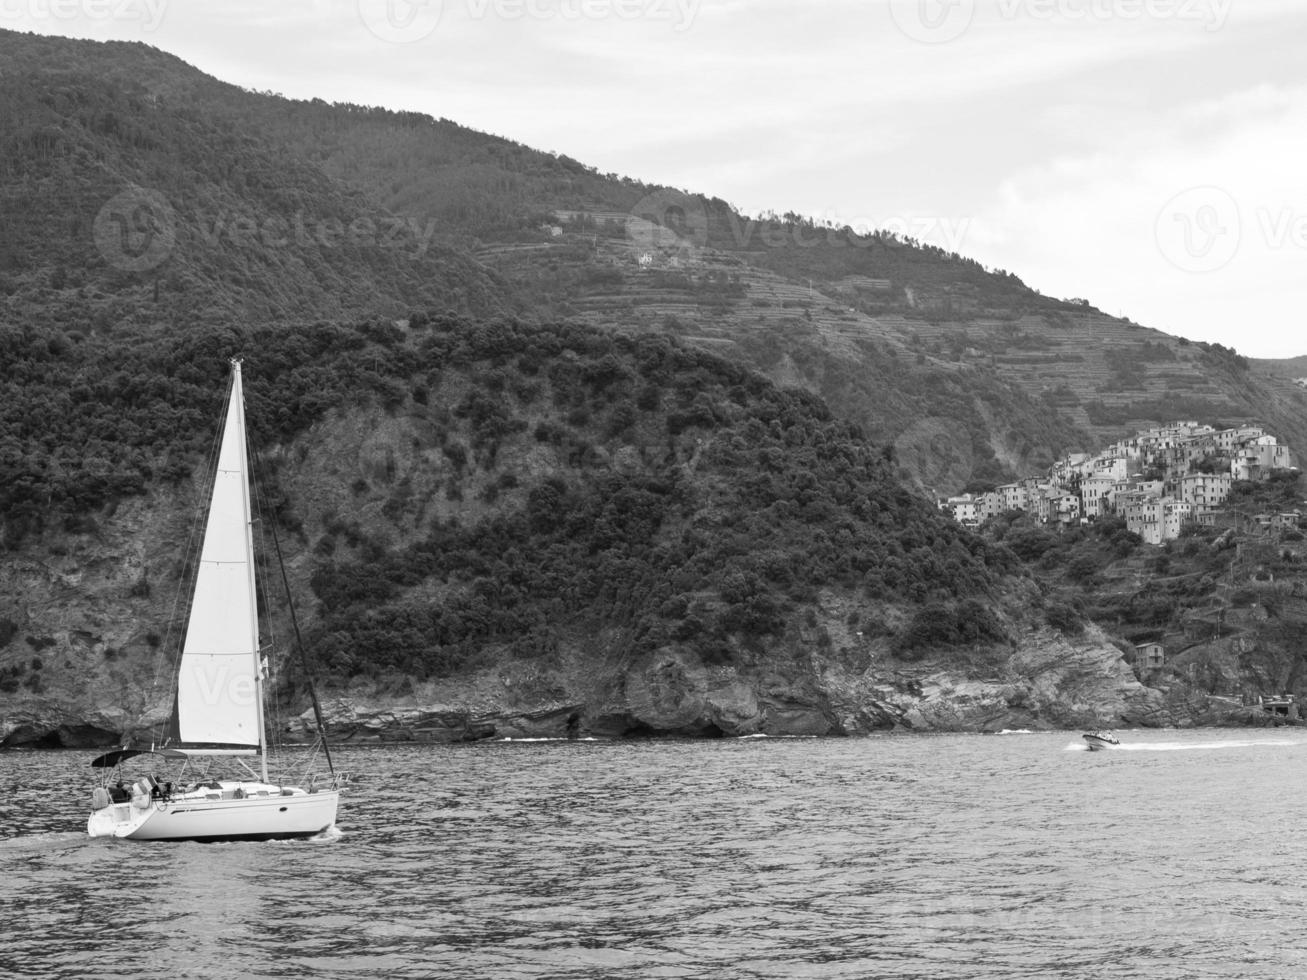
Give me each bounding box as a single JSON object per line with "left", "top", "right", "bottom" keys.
{"left": 1067, "top": 738, "right": 1306, "bottom": 752}
{"left": 0, "top": 832, "right": 86, "bottom": 855}
{"left": 1119, "top": 739, "right": 1306, "bottom": 752}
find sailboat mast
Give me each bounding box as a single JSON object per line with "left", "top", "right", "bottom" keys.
{"left": 231, "top": 359, "right": 270, "bottom": 783}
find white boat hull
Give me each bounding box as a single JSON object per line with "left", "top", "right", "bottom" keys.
{"left": 88, "top": 784, "right": 338, "bottom": 842}
{"left": 1083, "top": 735, "right": 1119, "bottom": 751}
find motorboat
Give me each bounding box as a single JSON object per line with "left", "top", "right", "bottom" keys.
{"left": 1082, "top": 730, "right": 1121, "bottom": 751}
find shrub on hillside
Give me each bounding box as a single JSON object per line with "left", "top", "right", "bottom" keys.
{"left": 1045, "top": 601, "right": 1084, "bottom": 635}
{"left": 896, "top": 599, "right": 1008, "bottom": 657}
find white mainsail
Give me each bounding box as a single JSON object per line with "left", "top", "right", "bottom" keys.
{"left": 174, "top": 362, "right": 264, "bottom": 748}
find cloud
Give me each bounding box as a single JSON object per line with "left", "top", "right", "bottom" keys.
{"left": 964, "top": 79, "right": 1307, "bottom": 354}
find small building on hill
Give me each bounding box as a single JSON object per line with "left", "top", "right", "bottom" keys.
{"left": 1179, "top": 472, "right": 1232, "bottom": 510}
{"left": 1135, "top": 642, "right": 1165, "bottom": 670}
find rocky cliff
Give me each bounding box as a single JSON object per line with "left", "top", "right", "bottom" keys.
{"left": 1, "top": 610, "right": 1173, "bottom": 748}
{"left": 279, "top": 622, "right": 1175, "bottom": 743}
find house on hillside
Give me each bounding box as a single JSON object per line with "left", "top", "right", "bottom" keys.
{"left": 996, "top": 483, "right": 1028, "bottom": 512}
{"left": 1231, "top": 437, "right": 1291, "bottom": 481}
{"left": 1091, "top": 455, "right": 1130, "bottom": 482}
{"left": 1032, "top": 488, "right": 1080, "bottom": 527}
{"left": 1162, "top": 500, "right": 1192, "bottom": 540}
{"left": 1134, "top": 642, "right": 1165, "bottom": 670}
{"left": 977, "top": 492, "right": 1004, "bottom": 522}
{"left": 1080, "top": 475, "right": 1118, "bottom": 519}
{"left": 1215, "top": 425, "right": 1264, "bottom": 452}
{"left": 1121, "top": 495, "right": 1160, "bottom": 542}
{"left": 1050, "top": 453, "right": 1091, "bottom": 488}
{"left": 943, "top": 495, "right": 980, "bottom": 527}
{"left": 1179, "top": 472, "right": 1232, "bottom": 509}
{"left": 1121, "top": 496, "right": 1190, "bottom": 545}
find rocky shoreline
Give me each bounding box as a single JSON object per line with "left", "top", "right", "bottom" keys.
{"left": 3, "top": 626, "right": 1297, "bottom": 749}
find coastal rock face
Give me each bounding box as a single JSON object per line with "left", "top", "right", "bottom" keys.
{"left": 0, "top": 621, "right": 1243, "bottom": 748}
{"left": 267, "top": 627, "right": 1169, "bottom": 746}
{"left": 846, "top": 630, "right": 1169, "bottom": 734}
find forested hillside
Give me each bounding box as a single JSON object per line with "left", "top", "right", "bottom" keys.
{"left": 0, "top": 31, "right": 512, "bottom": 334}
{"left": 0, "top": 314, "right": 1014, "bottom": 654}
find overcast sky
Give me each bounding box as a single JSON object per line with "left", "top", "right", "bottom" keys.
{"left": 9, "top": 0, "right": 1307, "bottom": 358}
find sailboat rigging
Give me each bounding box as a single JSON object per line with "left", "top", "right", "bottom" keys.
{"left": 88, "top": 359, "right": 344, "bottom": 842}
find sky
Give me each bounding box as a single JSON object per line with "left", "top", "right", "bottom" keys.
{"left": 7, "top": 0, "right": 1307, "bottom": 357}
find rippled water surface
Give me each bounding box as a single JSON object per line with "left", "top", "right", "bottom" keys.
{"left": 4, "top": 731, "right": 1307, "bottom": 979}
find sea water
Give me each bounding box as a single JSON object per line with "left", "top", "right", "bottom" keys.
{"left": 2, "top": 730, "right": 1306, "bottom": 979}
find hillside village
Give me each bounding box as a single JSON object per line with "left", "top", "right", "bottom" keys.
{"left": 943, "top": 422, "right": 1296, "bottom": 544}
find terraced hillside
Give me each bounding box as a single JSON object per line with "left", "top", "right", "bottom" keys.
{"left": 478, "top": 214, "right": 1307, "bottom": 486}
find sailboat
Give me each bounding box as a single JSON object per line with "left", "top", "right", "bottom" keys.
{"left": 88, "top": 360, "right": 343, "bottom": 842}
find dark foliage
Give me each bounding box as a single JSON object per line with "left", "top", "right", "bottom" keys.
{"left": 294, "top": 318, "right": 1015, "bottom": 677}
{"left": 0, "top": 312, "right": 1017, "bottom": 678}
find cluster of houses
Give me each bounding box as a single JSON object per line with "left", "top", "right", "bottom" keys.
{"left": 941, "top": 422, "right": 1295, "bottom": 544}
